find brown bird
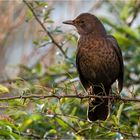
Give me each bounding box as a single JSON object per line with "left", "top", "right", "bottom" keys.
{"left": 63, "top": 13, "right": 124, "bottom": 121}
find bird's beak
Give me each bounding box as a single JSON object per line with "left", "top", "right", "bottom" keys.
{"left": 63, "top": 20, "right": 74, "bottom": 25}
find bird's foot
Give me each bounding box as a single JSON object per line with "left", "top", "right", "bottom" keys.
{"left": 87, "top": 86, "right": 93, "bottom": 95}
{"left": 77, "top": 92, "right": 84, "bottom": 97}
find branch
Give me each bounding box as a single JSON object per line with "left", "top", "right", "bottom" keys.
{"left": 0, "top": 94, "right": 140, "bottom": 102}
{"left": 97, "top": 123, "right": 140, "bottom": 139}
{"left": 128, "top": 2, "right": 140, "bottom": 26}
{"left": 13, "top": 131, "right": 41, "bottom": 139}
{"left": 55, "top": 116, "right": 78, "bottom": 133}
{"left": 55, "top": 113, "right": 140, "bottom": 138}
{"left": 23, "top": 0, "right": 68, "bottom": 58}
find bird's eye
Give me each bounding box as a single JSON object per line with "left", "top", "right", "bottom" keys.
{"left": 78, "top": 20, "right": 84, "bottom": 26}
{"left": 79, "top": 20, "right": 84, "bottom": 24}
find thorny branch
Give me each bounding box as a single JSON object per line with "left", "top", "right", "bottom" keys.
{"left": 0, "top": 94, "right": 140, "bottom": 102}
{"left": 23, "top": 0, "right": 68, "bottom": 58}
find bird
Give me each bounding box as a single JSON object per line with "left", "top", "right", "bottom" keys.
{"left": 63, "top": 13, "right": 124, "bottom": 121}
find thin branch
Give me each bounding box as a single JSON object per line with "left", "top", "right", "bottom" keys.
{"left": 77, "top": 122, "right": 140, "bottom": 138}
{"left": 54, "top": 113, "right": 140, "bottom": 138}
{"left": 23, "top": 0, "right": 68, "bottom": 58}
{"left": 128, "top": 2, "right": 140, "bottom": 26}
{"left": 97, "top": 123, "right": 140, "bottom": 139}
{"left": 0, "top": 94, "right": 140, "bottom": 102}
{"left": 13, "top": 131, "right": 41, "bottom": 139}
{"left": 55, "top": 116, "right": 78, "bottom": 133}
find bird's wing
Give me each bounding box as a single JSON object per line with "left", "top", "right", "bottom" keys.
{"left": 107, "top": 35, "right": 124, "bottom": 92}
{"left": 76, "top": 51, "right": 90, "bottom": 90}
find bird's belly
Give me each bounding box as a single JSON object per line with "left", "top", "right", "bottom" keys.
{"left": 78, "top": 49, "right": 120, "bottom": 86}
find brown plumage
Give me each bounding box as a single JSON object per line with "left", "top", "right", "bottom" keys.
{"left": 63, "top": 13, "right": 124, "bottom": 121}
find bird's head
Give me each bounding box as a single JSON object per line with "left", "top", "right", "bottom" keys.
{"left": 63, "top": 13, "right": 106, "bottom": 36}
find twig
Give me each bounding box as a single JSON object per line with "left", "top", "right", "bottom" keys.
{"left": 128, "top": 2, "right": 140, "bottom": 26}
{"left": 0, "top": 94, "right": 140, "bottom": 102}
{"left": 23, "top": 0, "right": 68, "bottom": 58}
{"left": 54, "top": 113, "right": 140, "bottom": 138}
{"left": 97, "top": 123, "right": 140, "bottom": 139}
{"left": 77, "top": 122, "right": 140, "bottom": 138}
{"left": 55, "top": 116, "right": 78, "bottom": 133}
{"left": 13, "top": 130, "right": 41, "bottom": 139}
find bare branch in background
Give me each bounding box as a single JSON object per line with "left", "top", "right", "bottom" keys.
{"left": 128, "top": 1, "right": 140, "bottom": 26}
{"left": 88, "top": 0, "right": 103, "bottom": 12}
{"left": 23, "top": 0, "right": 68, "bottom": 59}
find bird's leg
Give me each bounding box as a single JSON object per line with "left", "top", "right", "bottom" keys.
{"left": 109, "top": 88, "right": 114, "bottom": 107}
{"left": 108, "top": 89, "right": 111, "bottom": 104}
{"left": 87, "top": 85, "right": 95, "bottom": 107}
{"left": 94, "top": 84, "right": 105, "bottom": 102}
{"left": 87, "top": 85, "right": 93, "bottom": 95}
{"left": 116, "top": 81, "right": 120, "bottom": 96}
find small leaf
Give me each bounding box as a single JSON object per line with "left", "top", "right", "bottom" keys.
{"left": 25, "top": 9, "right": 33, "bottom": 22}
{"left": 0, "top": 84, "right": 9, "bottom": 93}
{"left": 19, "top": 119, "right": 33, "bottom": 131}
{"left": 70, "top": 107, "right": 77, "bottom": 116}
{"left": 120, "top": 4, "right": 129, "bottom": 20}
{"left": 48, "top": 129, "right": 57, "bottom": 135}
{"left": 33, "top": 40, "right": 39, "bottom": 45}
{"left": 116, "top": 103, "right": 124, "bottom": 124}
{"left": 56, "top": 118, "right": 68, "bottom": 129}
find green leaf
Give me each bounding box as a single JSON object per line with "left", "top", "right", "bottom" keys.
{"left": 33, "top": 40, "right": 39, "bottom": 45}
{"left": 120, "top": 4, "right": 129, "bottom": 20}
{"left": 70, "top": 107, "right": 77, "bottom": 116}
{"left": 0, "top": 84, "right": 9, "bottom": 93}
{"left": 56, "top": 118, "right": 68, "bottom": 129}
{"left": 48, "top": 129, "right": 57, "bottom": 135}
{"left": 19, "top": 118, "right": 33, "bottom": 131}
{"left": 116, "top": 103, "right": 124, "bottom": 124}
{"left": 34, "top": 62, "right": 43, "bottom": 75}
{"left": 35, "top": 1, "right": 48, "bottom": 7}
{"left": 25, "top": 9, "right": 33, "bottom": 22}
{"left": 0, "top": 130, "right": 20, "bottom": 139}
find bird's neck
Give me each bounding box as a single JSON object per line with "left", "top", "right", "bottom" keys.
{"left": 93, "top": 18, "right": 107, "bottom": 36}
{"left": 78, "top": 30, "right": 106, "bottom": 49}
{"left": 80, "top": 29, "right": 106, "bottom": 42}
{"left": 93, "top": 27, "right": 106, "bottom": 37}
{"left": 78, "top": 22, "right": 107, "bottom": 48}
{"left": 81, "top": 21, "right": 107, "bottom": 37}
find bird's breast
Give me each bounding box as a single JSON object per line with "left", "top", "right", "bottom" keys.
{"left": 77, "top": 37, "right": 120, "bottom": 85}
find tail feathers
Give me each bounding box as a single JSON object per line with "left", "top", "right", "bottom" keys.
{"left": 88, "top": 98, "right": 109, "bottom": 121}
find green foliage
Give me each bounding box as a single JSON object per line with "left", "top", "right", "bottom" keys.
{"left": 0, "top": 0, "right": 140, "bottom": 139}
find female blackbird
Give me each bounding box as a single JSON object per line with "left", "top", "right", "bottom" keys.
{"left": 63, "top": 13, "right": 124, "bottom": 121}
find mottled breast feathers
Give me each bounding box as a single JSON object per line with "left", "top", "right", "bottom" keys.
{"left": 76, "top": 35, "right": 123, "bottom": 91}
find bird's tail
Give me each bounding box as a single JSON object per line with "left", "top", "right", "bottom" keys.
{"left": 87, "top": 86, "right": 110, "bottom": 121}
